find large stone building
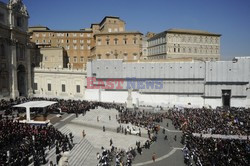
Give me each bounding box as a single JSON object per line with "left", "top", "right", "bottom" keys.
{"left": 0, "top": 0, "right": 33, "bottom": 98}
{"left": 90, "top": 16, "right": 143, "bottom": 60}
{"left": 29, "top": 16, "right": 143, "bottom": 69}
{"left": 29, "top": 26, "right": 94, "bottom": 69}
{"left": 147, "top": 29, "right": 221, "bottom": 61}
{"left": 86, "top": 57, "right": 250, "bottom": 108}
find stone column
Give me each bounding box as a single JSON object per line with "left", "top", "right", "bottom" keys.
{"left": 26, "top": 47, "right": 33, "bottom": 97}
{"left": 10, "top": 41, "right": 19, "bottom": 98}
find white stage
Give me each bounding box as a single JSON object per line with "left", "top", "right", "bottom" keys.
{"left": 13, "top": 101, "right": 57, "bottom": 124}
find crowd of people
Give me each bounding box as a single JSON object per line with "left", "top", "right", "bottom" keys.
{"left": 167, "top": 107, "right": 250, "bottom": 165}
{"left": 2, "top": 97, "right": 250, "bottom": 166}
{"left": 183, "top": 133, "right": 250, "bottom": 166}
{"left": 117, "top": 109, "right": 166, "bottom": 131}
{"left": 168, "top": 107, "right": 250, "bottom": 135}
{"left": 0, "top": 117, "right": 72, "bottom": 166}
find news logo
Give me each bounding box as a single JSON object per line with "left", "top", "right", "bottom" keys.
{"left": 87, "top": 77, "right": 163, "bottom": 89}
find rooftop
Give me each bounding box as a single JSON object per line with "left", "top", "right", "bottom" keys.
{"left": 166, "top": 28, "right": 221, "bottom": 36}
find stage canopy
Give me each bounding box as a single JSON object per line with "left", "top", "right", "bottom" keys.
{"left": 13, "top": 101, "right": 57, "bottom": 122}
{"left": 13, "top": 101, "right": 57, "bottom": 108}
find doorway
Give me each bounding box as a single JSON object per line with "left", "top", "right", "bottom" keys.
{"left": 17, "top": 65, "right": 26, "bottom": 96}
{"left": 222, "top": 90, "right": 231, "bottom": 107}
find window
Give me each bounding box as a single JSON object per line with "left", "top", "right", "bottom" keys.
{"left": 80, "top": 40, "right": 84, "bottom": 43}
{"left": 17, "top": 17, "right": 22, "bottom": 27}
{"left": 48, "top": 40, "right": 51, "bottom": 43}
{"left": 124, "top": 40, "right": 127, "bottom": 44}
{"left": 107, "top": 40, "right": 109, "bottom": 45}
{"left": 97, "top": 40, "right": 101, "bottom": 45}
{"left": 0, "top": 13, "right": 4, "bottom": 23}
{"left": 114, "top": 28, "right": 118, "bottom": 32}
{"left": 66, "top": 33, "right": 69, "bottom": 37}
{"left": 73, "top": 40, "right": 77, "bottom": 43}
{"left": 134, "top": 40, "right": 137, "bottom": 44}
{"left": 48, "top": 83, "right": 51, "bottom": 91}
{"left": 87, "top": 45, "right": 91, "bottom": 50}
{"left": 35, "top": 33, "right": 39, "bottom": 37}
{"left": 0, "top": 44, "right": 5, "bottom": 59}
{"left": 76, "top": 85, "right": 80, "bottom": 93}
{"left": 66, "top": 45, "right": 70, "bottom": 50}
{"left": 87, "top": 40, "right": 91, "bottom": 44}
{"left": 43, "top": 40, "right": 46, "bottom": 43}
{"left": 114, "top": 39, "right": 118, "bottom": 45}
{"left": 66, "top": 40, "right": 69, "bottom": 43}
{"left": 80, "top": 45, "right": 84, "bottom": 50}
{"left": 133, "top": 53, "right": 137, "bottom": 60}
{"left": 80, "top": 56, "right": 84, "bottom": 62}
{"left": 108, "top": 28, "right": 112, "bottom": 32}
{"left": 73, "top": 33, "right": 77, "bottom": 37}
{"left": 34, "top": 83, "right": 38, "bottom": 90}
{"left": 44, "top": 56, "right": 48, "bottom": 61}
{"left": 87, "top": 34, "right": 91, "bottom": 37}
{"left": 80, "top": 33, "right": 84, "bottom": 37}
{"left": 73, "top": 56, "right": 77, "bottom": 62}
{"left": 73, "top": 45, "right": 77, "bottom": 50}
{"left": 62, "top": 84, "right": 66, "bottom": 92}
{"left": 42, "top": 33, "right": 46, "bottom": 37}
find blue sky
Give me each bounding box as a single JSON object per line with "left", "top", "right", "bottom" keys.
{"left": 3, "top": 0, "right": 250, "bottom": 60}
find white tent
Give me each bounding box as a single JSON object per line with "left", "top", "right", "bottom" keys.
{"left": 13, "top": 101, "right": 57, "bottom": 122}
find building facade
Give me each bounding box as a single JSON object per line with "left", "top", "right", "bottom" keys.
{"left": 86, "top": 57, "right": 250, "bottom": 108}
{"left": 148, "top": 29, "right": 221, "bottom": 61}
{"left": 29, "top": 26, "right": 94, "bottom": 69}
{"left": 0, "top": 0, "right": 33, "bottom": 98}
{"left": 33, "top": 68, "right": 86, "bottom": 99}
{"left": 90, "top": 16, "right": 143, "bottom": 61}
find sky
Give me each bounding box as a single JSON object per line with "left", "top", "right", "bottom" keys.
{"left": 2, "top": 0, "right": 250, "bottom": 60}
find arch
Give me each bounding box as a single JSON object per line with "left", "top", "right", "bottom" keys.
{"left": 17, "top": 64, "right": 27, "bottom": 96}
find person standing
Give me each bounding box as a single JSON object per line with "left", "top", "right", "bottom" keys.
{"left": 152, "top": 152, "right": 156, "bottom": 162}
{"left": 110, "top": 138, "right": 113, "bottom": 146}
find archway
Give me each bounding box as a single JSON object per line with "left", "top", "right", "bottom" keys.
{"left": 17, "top": 64, "right": 26, "bottom": 96}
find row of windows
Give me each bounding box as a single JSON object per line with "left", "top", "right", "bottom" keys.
{"left": 35, "top": 33, "right": 91, "bottom": 38}
{"left": 36, "top": 39, "right": 91, "bottom": 44}
{"left": 97, "top": 39, "right": 138, "bottom": 46}
{"left": 97, "top": 53, "right": 138, "bottom": 60}
{"left": 65, "top": 45, "right": 91, "bottom": 50}
{"left": 70, "top": 56, "right": 85, "bottom": 63}
{"left": 170, "top": 47, "right": 219, "bottom": 54}
{"left": 34, "top": 83, "right": 81, "bottom": 93}
{"left": 149, "top": 46, "right": 219, "bottom": 55}
{"left": 148, "top": 45, "right": 166, "bottom": 55}
{"left": 168, "top": 35, "right": 219, "bottom": 44}
{"left": 148, "top": 37, "right": 166, "bottom": 46}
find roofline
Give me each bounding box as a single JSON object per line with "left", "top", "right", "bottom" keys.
{"left": 166, "top": 29, "right": 221, "bottom": 36}
{"left": 31, "top": 30, "right": 93, "bottom": 33}
{"left": 94, "top": 31, "right": 143, "bottom": 36}
{"left": 100, "top": 16, "right": 121, "bottom": 26}
{"left": 90, "top": 23, "right": 99, "bottom": 28}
